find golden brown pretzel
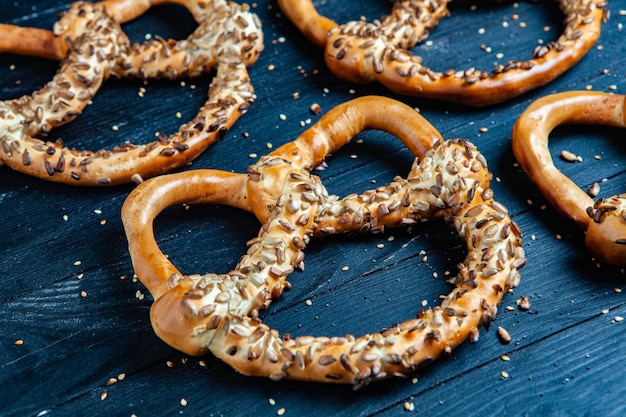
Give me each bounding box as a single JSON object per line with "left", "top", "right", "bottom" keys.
{"left": 277, "top": 0, "right": 606, "bottom": 106}
{"left": 512, "top": 90, "right": 626, "bottom": 266}
{"left": 0, "top": 0, "right": 263, "bottom": 185}
{"left": 121, "top": 96, "right": 525, "bottom": 387}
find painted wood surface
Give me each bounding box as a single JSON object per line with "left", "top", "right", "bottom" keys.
{"left": 1, "top": 1, "right": 625, "bottom": 416}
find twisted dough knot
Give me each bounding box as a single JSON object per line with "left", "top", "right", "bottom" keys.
{"left": 512, "top": 91, "right": 626, "bottom": 266}
{"left": 0, "top": 0, "right": 263, "bottom": 185}
{"left": 121, "top": 96, "right": 525, "bottom": 387}
{"left": 277, "top": 0, "right": 606, "bottom": 106}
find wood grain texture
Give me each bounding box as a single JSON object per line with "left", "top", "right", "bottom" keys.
{"left": 1, "top": 0, "right": 625, "bottom": 416}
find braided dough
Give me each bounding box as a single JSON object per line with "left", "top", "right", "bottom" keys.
{"left": 122, "top": 96, "right": 525, "bottom": 387}
{"left": 512, "top": 90, "right": 626, "bottom": 266}
{"left": 0, "top": 0, "right": 263, "bottom": 185}
{"left": 277, "top": 0, "right": 606, "bottom": 106}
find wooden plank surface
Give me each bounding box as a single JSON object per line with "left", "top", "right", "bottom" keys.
{"left": 1, "top": 1, "right": 625, "bottom": 416}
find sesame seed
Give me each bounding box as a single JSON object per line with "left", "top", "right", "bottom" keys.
{"left": 279, "top": 114, "right": 286, "bottom": 121}
{"left": 248, "top": 153, "right": 258, "bottom": 158}
{"left": 501, "top": 354, "right": 510, "bottom": 361}
{"left": 269, "top": 398, "right": 276, "bottom": 406}
{"left": 107, "top": 378, "right": 117, "bottom": 386}
{"left": 615, "top": 288, "right": 622, "bottom": 293}
{"left": 277, "top": 408, "right": 286, "bottom": 416}
{"left": 404, "top": 402, "right": 415, "bottom": 411}
{"left": 63, "top": 214, "right": 69, "bottom": 221}
{"left": 496, "top": 52, "right": 504, "bottom": 59}
{"left": 112, "top": 125, "right": 119, "bottom": 131}
{"left": 479, "top": 127, "right": 488, "bottom": 133}
{"left": 81, "top": 291, "right": 87, "bottom": 298}
{"left": 377, "top": 243, "right": 385, "bottom": 249}
{"left": 118, "top": 373, "right": 126, "bottom": 380}
{"left": 101, "top": 392, "right": 107, "bottom": 401}
{"left": 615, "top": 316, "right": 624, "bottom": 322}
{"left": 14, "top": 339, "right": 24, "bottom": 346}
{"left": 305, "top": 299, "right": 312, "bottom": 306}
{"left": 501, "top": 371, "right": 510, "bottom": 379}
{"left": 180, "top": 398, "right": 188, "bottom": 407}
{"left": 342, "top": 265, "right": 349, "bottom": 271}
{"left": 74, "top": 260, "right": 82, "bottom": 266}
{"left": 176, "top": 112, "right": 182, "bottom": 119}
{"left": 555, "top": 234, "right": 562, "bottom": 240}
{"left": 478, "top": 28, "right": 485, "bottom": 34}
{"left": 167, "top": 361, "right": 174, "bottom": 368}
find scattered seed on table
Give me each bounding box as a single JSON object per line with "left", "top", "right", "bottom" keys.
{"left": 497, "top": 326, "right": 512, "bottom": 344}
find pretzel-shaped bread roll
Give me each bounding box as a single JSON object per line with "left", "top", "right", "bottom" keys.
{"left": 277, "top": 0, "right": 606, "bottom": 106}
{"left": 122, "top": 96, "right": 525, "bottom": 387}
{"left": 512, "top": 90, "right": 626, "bottom": 266}
{"left": 0, "top": 0, "right": 262, "bottom": 185}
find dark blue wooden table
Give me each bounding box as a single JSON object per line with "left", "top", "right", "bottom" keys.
{"left": 1, "top": 1, "right": 625, "bottom": 416}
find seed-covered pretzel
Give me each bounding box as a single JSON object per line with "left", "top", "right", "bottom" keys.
{"left": 277, "top": 0, "right": 606, "bottom": 106}
{"left": 512, "top": 90, "right": 626, "bottom": 266}
{"left": 122, "top": 96, "right": 524, "bottom": 387}
{"left": 0, "top": 0, "right": 263, "bottom": 185}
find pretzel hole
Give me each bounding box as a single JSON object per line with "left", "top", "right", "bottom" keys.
{"left": 152, "top": 203, "right": 260, "bottom": 278}
{"left": 547, "top": 124, "right": 625, "bottom": 202}
{"left": 260, "top": 217, "right": 463, "bottom": 343}
{"left": 313, "top": 131, "right": 415, "bottom": 194}
{"left": 410, "top": 1, "right": 562, "bottom": 77}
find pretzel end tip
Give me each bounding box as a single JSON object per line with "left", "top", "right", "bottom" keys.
{"left": 585, "top": 200, "right": 626, "bottom": 267}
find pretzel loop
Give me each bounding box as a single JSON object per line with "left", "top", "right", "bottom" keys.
{"left": 0, "top": 0, "right": 263, "bottom": 185}
{"left": 278, "top": 0, "right": 606, "bottom": 106}
{"left": 121, "top": 97, "right": 525, "bottom": 387}
{"left": 512, "top": 91, "right": 626, "bottom": 266}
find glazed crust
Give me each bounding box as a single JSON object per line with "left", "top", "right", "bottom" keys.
{"left": 277, "top": 0, "right": 606, "bottom": 106}
{"left": 512, "top": 90, "right": 626, "bottom": 266}
{"left": 0, "top": 0, "right": 263, "bottom": 185}
{"left": 121, "top": 96, "right": 525, "bottom": 387}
